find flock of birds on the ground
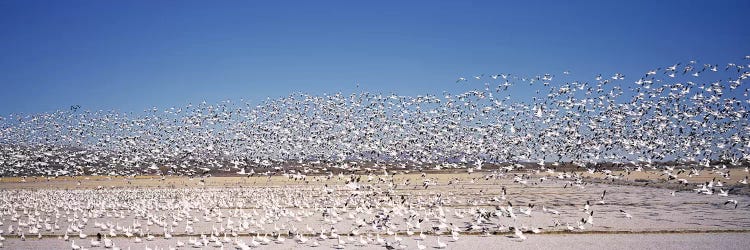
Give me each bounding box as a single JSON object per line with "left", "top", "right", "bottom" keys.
{"left": 0, "top": 167, "right": 746, "bottom": 250}
{"left": 1, "top": 58, "right": 749, "bottom": 177}
{"left": 0, "top": 57, "right": 748, "bottom": 249}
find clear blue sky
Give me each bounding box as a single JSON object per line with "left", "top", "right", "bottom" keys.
{"left": 1, "top": 0, "right": 748, "bottom": 115}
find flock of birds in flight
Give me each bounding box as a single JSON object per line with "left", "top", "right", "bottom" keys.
{"left": 0, "top": 58, "right": 748, "bottom": 177}
{"left": 0, "top": 57, "right": 747, "bottom": 250}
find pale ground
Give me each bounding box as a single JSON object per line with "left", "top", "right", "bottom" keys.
{"left": 0, "top": 169, "right": 748, "bottom": 249}
{"left": 2, "top": 233, "right": 749, "bottom": 250}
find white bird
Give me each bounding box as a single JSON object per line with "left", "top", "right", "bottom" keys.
{"left": 436, "top": 237, "right": 448, "bottom": 249}
{"left": 90, "top": 239, "right": 101, "bottom": 247}
{"left": 309, "top": 240, "right": 320, "bottom": 247}
{"left": 718, "top": 189, "right": 730, "bottom": 197}
{"left": 71, "top": 240, "right": 81, "bottom": 250}
{"left": 416, "top": 240, "right": 427, "bottom": 250}
{"left": 514, "top": 227, "right": 526, "bottom": 240}
{"left": 620, "top": 210, "right": 632, "bottom": 219}
{"left": 724, "top": 199, "right": 739, "bottom": 208}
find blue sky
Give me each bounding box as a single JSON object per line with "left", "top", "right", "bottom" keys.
{"left": 0, "top": 0, "right": 748, "bottom": 115}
